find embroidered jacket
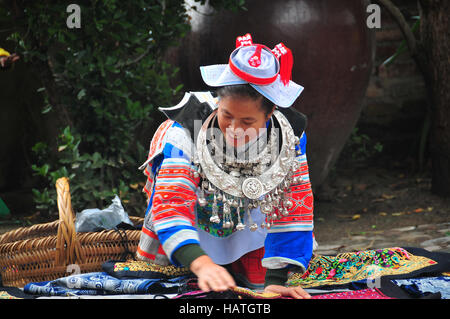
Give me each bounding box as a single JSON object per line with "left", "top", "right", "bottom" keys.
{"left": 136, "top": 92, "right": 314, "bottom": 272}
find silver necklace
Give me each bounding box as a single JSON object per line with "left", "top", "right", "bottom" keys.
{"left": 194, "top": 110, "right": 302, "bottom": 231}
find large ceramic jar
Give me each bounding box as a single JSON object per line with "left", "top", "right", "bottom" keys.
{"left": 170, "top": 0, "right": 376, "bottom": 189}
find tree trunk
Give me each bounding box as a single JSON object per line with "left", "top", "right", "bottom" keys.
{"left": 419, "top": 0, "right": 450, "bottom": 197}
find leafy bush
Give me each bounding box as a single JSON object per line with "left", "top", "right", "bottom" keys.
{"left": 2, "top": 1, "right": 245, "bottom": 217}
{"left": 344, "top": 127, "right": 383, "bottom": 164}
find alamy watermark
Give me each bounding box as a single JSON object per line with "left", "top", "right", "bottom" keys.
{"left": 65, "top": 4, "right": 381, "bottom": 30}
{"left": 66, "top": 4, "right": 81, "bottom": 29}
{"left": 366, "top": 265, "right": 382, "bottom": 289}
{"left": 65, "top": 263, "right": 81, "bottom": 289}
{"left": 367, "top": 4, "right": 381, "bottom": 29}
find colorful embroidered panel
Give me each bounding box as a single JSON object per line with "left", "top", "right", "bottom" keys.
{"left": 311, "top": 288, "right": 393, "bottom": 299}
{"left": 0, "top": 291, "right": 21, "bottom": 299}
{"left": 196, "top": 193, "right": 239, "bottom": 237}
{"left": 286, "top": 247, "right": 437, "bottom": 288}
{"left": 105, "top": 260, "right": 190, "bottom": 278}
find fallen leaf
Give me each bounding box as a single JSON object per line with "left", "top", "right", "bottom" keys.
{"left": 352, "top": 214, "right": 361, "bottom": 220}
{"left": 372, "top": 194, "right": 396, "bottom": 202}
{"left": 129, "top": 183, "right": 139, "bottom": 190}
{"left": 378, "top": 212, "right": 388, "bottom": 216}
{"left": 427, "top": 207, "right": 433, "bottom": 212}
{"left": 381, "top": 194, "right": 396, "bottom": 200}
{"left": 413, "top": 208, "right": 424, "bottom": 213}
{"left": 355, "top": 184, "right": 368, "bottom": 191}
{"left": 392, "top": 212, "right": 405, "bottom": 216}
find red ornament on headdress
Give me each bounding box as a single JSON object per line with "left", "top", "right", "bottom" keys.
{"left": 236, "top": 33, "right": 253, "bottom": 48}
{"left": 232, "top": 33, "right": 294, "bottom": 86}
{"left": 248, "top": 44, "right": 263, "bottom": 67}
{"left": 272, "top": 43, "right": 293, "bottom": 86}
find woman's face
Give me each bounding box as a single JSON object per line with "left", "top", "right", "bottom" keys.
{"left": 217, "top": 96, "right": 273, "bottom": 148}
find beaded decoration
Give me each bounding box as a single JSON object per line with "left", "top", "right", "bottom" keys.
{"left": 113, "top": 260, "right": 190, "bottom": 277}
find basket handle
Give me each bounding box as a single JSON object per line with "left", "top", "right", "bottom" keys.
{"left": 55, "top": 177, "right": 83, "bottom": 266}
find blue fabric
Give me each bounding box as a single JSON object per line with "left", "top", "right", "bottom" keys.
{"left": 23, "top": 272, "right": 189, "bottom": 296}
{"left": 263, "top": 231, "right": 313, "bottom": 269}
{"left": 158, "top": 225, "right": 201, "bottom": 266}
{"left": 392, "top": 276, "right": 450, "bottom": 299}
{"left": 298, "top": 132, "right": 307, "bottom": 155}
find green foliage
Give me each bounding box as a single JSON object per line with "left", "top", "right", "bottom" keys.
{"left": 31, "top": 126, "right": 132, "bottom": 212}
{"left": 3, "top": 0, "right": 245, "bottom": 216}
{"left": 381, "top": 16, "right": 420, "bottom": 67}
{"left": 345, "top": 128, "right": 383, "bottom": 162}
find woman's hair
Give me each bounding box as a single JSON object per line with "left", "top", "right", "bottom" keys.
{"left": 216, "top": 84, "right": 275, "bottom": 116}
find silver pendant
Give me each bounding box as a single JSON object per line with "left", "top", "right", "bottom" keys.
{"left": 242, "top": 177, "right": 264, "bottom": 200}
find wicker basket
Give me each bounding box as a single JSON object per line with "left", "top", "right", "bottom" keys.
{"left": 0, "top": 177, "right": 144, "bottom": 287}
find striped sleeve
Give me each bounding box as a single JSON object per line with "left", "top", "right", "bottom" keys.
{"left": 146, "top": 123, "right": 202, "bottom": 265}
{"left": 262, "top": 132, "right": 314, "bottom": 270}
{"left": 142, "top": 119, "right": 175, "bottom": 199}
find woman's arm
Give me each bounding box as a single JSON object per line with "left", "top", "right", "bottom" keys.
{"left": 173, "top": 243, "right": 236, "bottom": 292}
{"left": 190, "top": 255, "right": 236, "bottom": 292}
{"left": 261, "top": 132, "right": 314, "bottom": 298}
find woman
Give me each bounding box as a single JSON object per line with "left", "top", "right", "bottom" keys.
{"left": 137, "top": 34, "right": 314, "bottom": 299}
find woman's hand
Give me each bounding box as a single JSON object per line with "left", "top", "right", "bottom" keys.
{"left": 190, "top": 255, "right": 236, "bottom": 292}
{"left": 264, "top": 284, "right": 311, "bottom": 299}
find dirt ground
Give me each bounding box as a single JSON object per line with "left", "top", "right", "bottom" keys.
{"left": 313, "top": 156, "right": 450, "bottom": 250}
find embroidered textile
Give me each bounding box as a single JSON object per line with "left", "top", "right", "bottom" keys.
{"left": 286, "top": 247, "right": 437, "bottom": 288}
{"left": 392, "top": 276, "right": 450, "bottom": 299}
{"left": 102, "top": 260, "right": 190, "bottom": 279}
{"left": 23, "top": 272, "right": 189, "bottom": 296}
{"left": 173, "top": 287, "right": 283, "bottom": 299}
{"left": 0, "top": 291, "right": 21, "bottom": 299}
{"left": 311, "top": 288, "right": 392, "bottom": 299}
{"left": 174, "top": 286, "right": 392, "bottom": 299}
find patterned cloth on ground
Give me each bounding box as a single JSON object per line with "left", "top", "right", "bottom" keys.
{"left": 102, "top": 259, "right": 191, "bottom": 279}
{"left": 23, "top": 272, "right": 189, "bottom": 296}
{"left": 311, "top": 288, "right": 392, "bottom": 299}
{"left": 286, "top": 247, "right": 437, "bottom": 288}
{"left": 0, "top": 291, "right": 21, "bottom": 299}
{"left": 392, "top": 276, "right": 450, "bottom": 299}
{"left": 173, "top": 285, "right": 392, "bottom": 299}
{"left": 19, "top": 247, "right": 450, "bottom": 299}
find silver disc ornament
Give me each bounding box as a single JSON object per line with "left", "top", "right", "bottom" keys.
{"left": 241, "top": 177, "right": 264, "bottom": 200}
